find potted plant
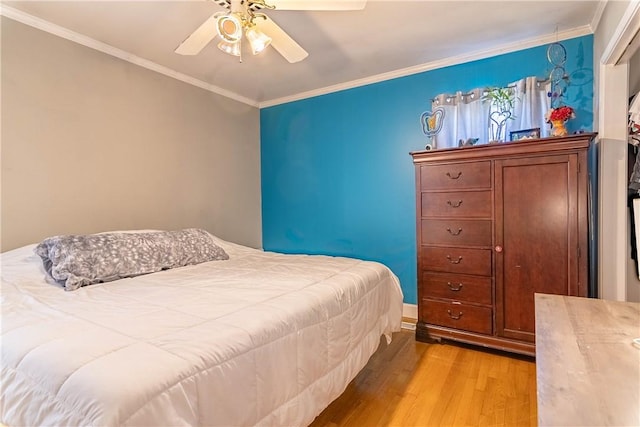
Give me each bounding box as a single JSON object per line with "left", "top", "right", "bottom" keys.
{"left": 545, "top": 105, "right": 575, "bottom": 137}
{"left": 483, "top": 87, "right": 517, "bottom": 142}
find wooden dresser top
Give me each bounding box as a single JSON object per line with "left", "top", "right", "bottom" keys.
{"left": 411, "top": 133, "right": 596, "bottom": 163}
{"left": 535, "top": 293, "right": 640, "bottom": 426}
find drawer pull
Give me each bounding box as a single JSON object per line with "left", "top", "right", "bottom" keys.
{"left": 446, "top": 171, "right": 462, "bottom": 180}
{"left": 447, "top": 309, "right": 463, "bottom": 320}
{"left": 447, "top": 200, "right": 463, "bottom": 208}
{"left": 446, "top": 255, "right": 463, "bottom": 264}
{"left": 446, "top": 227, "right": 462, "bottom": 236}
{"left": 447, "top": 282, "right": 463, "bottom": 291}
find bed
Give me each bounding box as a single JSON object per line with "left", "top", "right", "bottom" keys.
{"left": 0, "top": 230, "right": 403, "bottom": 426}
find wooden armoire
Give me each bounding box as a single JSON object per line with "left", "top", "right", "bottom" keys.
{"left": 411, "top": 133, "right": 595, "bottom": 356}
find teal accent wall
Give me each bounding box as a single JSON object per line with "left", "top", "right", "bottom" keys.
{"left": 260, "top": 35, "right": 593, "bottom": 304}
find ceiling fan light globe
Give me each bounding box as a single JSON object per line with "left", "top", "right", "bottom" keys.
{"left": 245, "top": 27, "right": 272, "bottom": 55}
{"left": 217, "top": 40, "right": 241, "bottom": 57}
{"left": 216, "top": 14, "right": 243, "bottom": 43}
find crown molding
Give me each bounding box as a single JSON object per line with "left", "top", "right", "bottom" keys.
{"left": 0, "top": 5, "right": 259, "bottom": 108}
{"left": 590, "top": 0, "right": 607, "bottom": 33}
{"left": 259, "top": 25, "right": 594, "bottom": 108}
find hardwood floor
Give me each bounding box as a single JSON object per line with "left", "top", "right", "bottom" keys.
{"left": 309, "top": 330, "right": 537, "bottom": 427}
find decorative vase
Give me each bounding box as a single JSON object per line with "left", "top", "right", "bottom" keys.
{"left": 550, "top": 119, "right": 568, "bottom": 137}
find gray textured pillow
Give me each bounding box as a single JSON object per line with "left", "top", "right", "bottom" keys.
{"left": 34, "top": 228, "right": 229, "bottom": 291}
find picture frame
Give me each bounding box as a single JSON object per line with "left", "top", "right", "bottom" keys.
{"left": 509, "top": 127, "right": 540, "bottom": 141}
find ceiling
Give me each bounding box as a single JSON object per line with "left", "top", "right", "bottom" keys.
{"left": 1, "top": 1, "right": 602, "bottom": 107}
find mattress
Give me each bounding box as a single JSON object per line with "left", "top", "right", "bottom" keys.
{"left": 0, "top": 236, "right": 403, "bottom": 426}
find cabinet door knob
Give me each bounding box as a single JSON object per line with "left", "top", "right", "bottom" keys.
{"left": 447, "top": 282, "right": 463, "bottom": 291}
{"left": 495, "top": 245, "right": 503, "bottom": 253}
{"left": 447, "top": 309, "right": 463, "bottom": 320}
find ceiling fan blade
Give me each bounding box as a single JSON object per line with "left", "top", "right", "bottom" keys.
{"left": 267, "top": 0, "right": 366, "bottom": 10}
{"left": 175, "top": 13, "right": 219, "bottom": 55}
{"left": 255, "top": 16, "right": 308, "bottom": 63}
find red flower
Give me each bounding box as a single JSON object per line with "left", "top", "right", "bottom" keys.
{"left": 546, "top": 106, "right": 575, "bottom": 122}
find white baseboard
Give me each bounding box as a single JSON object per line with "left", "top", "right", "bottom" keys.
{"left": 402, "top": 303, "right": 417, "bottom": 320}
{"left": 401, "top": 321, "right": 416, "bottom": 331}
{"left": 401, "top": 303, "right": 417, "bottom": 330}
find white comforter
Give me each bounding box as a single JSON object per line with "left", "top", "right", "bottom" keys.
{"left": 0, "top": 238, "right": 403, "bottom": 426}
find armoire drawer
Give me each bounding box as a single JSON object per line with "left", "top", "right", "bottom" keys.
{"left": 421, "top": 219, "right": 492, "bottom": 247}
{"left": 421, "top": 246, "right": 492, "bottom": 276}
{"left": 419, "top": 161, "right": 491, "bottom": 190}
{"left": 421, "top": 272, "right": 492, "bottom": 305}
{"left": 421, "top": 191, "right": 492, "bottom": 218}
{"left": 421, "top": 299, "right": 493, "bottom": 335}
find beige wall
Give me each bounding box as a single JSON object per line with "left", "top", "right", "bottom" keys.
{"left": 592, "top": 0, "right": 630, "bottom": 131}
{"left": 1, "top": 17, "right": 262, "bottom": 251}
{"left": 594, "top": 0, "right": 630, "bottom": 63}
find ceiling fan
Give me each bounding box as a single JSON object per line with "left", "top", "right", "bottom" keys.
{"left": 175, "top": 0, "right": 367, "bottom": 63}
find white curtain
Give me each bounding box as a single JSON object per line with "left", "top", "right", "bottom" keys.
{"left": 504, "top": 76, "right": 551, "bottom": 139}
{"left": 433, "top": 88, "right": 489, "bottom": 149}
{"left": 432, "top": 76, "right": 551, "bottom": 148}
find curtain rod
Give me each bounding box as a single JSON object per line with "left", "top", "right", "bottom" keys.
{"left": 431, "top": 76, "right": 558, "bottom": 104}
